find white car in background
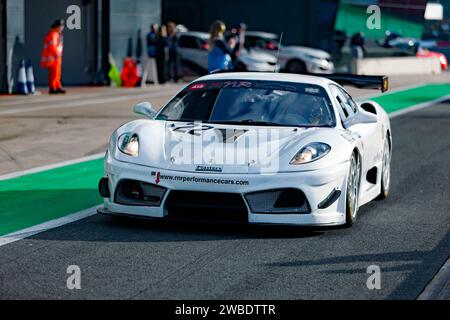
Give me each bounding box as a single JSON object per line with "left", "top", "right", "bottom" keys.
{"left": 98, "top": 72, "right": 391, "bottom": 227}
{"left": 245, "top": 31, "right": 335, "bottom": 74}
{"left": 179, "top": 31, "right": 279, "bottom": 75}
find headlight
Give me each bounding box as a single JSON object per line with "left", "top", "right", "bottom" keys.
{"left": 320, "top": 59, "right": 329, "bottom": 67}
{"left": 290, "top": 142, "right": 331, "bottom": 165}
{"left": 118, "top": 133, "right": 139, "bottom": 157}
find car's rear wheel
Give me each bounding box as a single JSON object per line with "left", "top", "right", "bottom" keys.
{"left": 286, "top": 59, "right": 307, "bottom": 74}
{"left": 345, "top": 152, "right": 361, "bottom": 226}
{"left": 376, "top": 136, "right": 391, "bottom": 200}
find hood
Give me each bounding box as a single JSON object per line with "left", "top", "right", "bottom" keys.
{"left": 112, "top": 120, "right": 340, "bottom": 174}
{"left": 281, "top": 46, "right": 331, "bottom": 59}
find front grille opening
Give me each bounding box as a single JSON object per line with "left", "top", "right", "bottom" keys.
{"left": 274, "top": 189, "right": 306, "bottom": 208}
{"left": 245, "top": 188, "right": 310, "bottom": 214}
{"left": 165, "top": 191, "right": 248, "bottom": 222}
{"left": 366, "top": 167, "right": 378, "bottom": 184}
{"left": 115, "top": 179, "right": 166, "bottom": 206}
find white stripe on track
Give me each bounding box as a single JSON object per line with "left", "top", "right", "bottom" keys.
{"left": 0, "top": 152, "right": 105, "bottom": 181}
{"left": 0, "top": 90, "right": 177, "bottom": 116}
{"left": 0, "top": 206, "right": 100, "bottom": 247}
{"left": 0, "top": 87, "right": 179, "bottom": 107}
{"left": 355, "top": 83, "right": 424, "bottom": 101}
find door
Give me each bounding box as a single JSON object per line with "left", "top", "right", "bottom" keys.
{"left": 25, "top": 0, "right": 96, "bottom": 86}
{"left": 332, "top": 85, "right": 382, "bottom": 189}
{"left": 179, "top": 35, "right": 208, "bottom": 70}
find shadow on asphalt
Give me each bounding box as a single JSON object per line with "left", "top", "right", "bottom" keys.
{"left": 263, "top": 228, "right": 450, "bottom": 299}
{"left": 30, "top": 212, "right": 340, "bottom": 242}
{"left": 100, "top": 214, "right": 331, "bottom": 239}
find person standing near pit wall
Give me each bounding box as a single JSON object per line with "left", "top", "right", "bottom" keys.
{"left": 208, "top": 20, "right": 233, "bottom": 73}
{"left": 142, "top": 23, "right": 159, "bottom": 86}
{"left": 350, "top": 32, "right": 366, "bottom": 59}
{"left": 166, "top": 22, "right": 181, "bottom": 82}
{"left": 40, "top": 19, "right": 66, "bottom": 94}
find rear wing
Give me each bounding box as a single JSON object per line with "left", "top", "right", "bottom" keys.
{"left": 313, "top": 74, "right": 389, "bottom": 93}
{"left": 208, "top": 70, "right": 389, "bottom": 93}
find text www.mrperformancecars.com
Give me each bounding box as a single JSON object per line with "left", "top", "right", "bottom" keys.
{"left": 152, "top": 171, "right": 250, "bottom": 186}
{"left": 174, "top": 304, "right": 276, "bottom": 317}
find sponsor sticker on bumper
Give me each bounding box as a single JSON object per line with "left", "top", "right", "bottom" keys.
{"left": 151, "top": 171, "right": 249, "bottom": 186}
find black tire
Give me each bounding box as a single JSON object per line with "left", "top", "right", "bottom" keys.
{"left": 235, "top": 62, "right": 247, "bottom": 72}
{"left": 345, "top": 152, "right": 361, "bottom": 227}
{"left": 376, "top": 136, "right": 391, "bottom": 200}
{"left": 285, "top": 59, "right": 307, "bottom": 74}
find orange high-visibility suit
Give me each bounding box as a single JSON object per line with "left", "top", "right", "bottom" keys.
{"left": 41, "top": 28, "right": 63, "bottom": 90}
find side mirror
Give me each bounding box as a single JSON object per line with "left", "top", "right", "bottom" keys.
{"left": 133, "top": 101, "right": 158, "bottom": 119}
{"left": 343, "top": 109, "right": 378, "bottom": 128}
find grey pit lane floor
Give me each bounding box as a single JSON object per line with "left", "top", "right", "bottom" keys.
{"left": 0, "top": 102, "right": 450, "bottom": 300}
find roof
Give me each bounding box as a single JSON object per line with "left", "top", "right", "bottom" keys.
{"left": 196, "top": 72, "right": 334, "bottom": 87}
{"left": 245, "top": 31, "right": 279, "bottom": 39}
{"left": 180, "top": 31, "right": 209, "bottom": 39}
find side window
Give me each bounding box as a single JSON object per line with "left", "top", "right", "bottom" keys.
{"left": 245, "top": 36, "right": 258, "bottom": 48}
{"left": 334, "top": 85, "right": 356, "bottom": 117}
{"left": 330, "top": 85, "right": 350, "bottom": 121}
{"left": 179, "top": 36, "right": 197, "bottom": 49}
{"left": 340, "top": 87, "right": 359, "bottom": 113}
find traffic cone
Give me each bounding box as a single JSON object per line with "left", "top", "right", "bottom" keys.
{"left": 17, "top": 60, "right": 28, "bottom": 95}
{"left": 26, "top": 60, "right": 36, "bottom": 94}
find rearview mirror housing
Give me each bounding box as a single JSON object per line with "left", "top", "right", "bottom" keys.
{"left": 343, "top": 110, "right": 378, "bottom": 128}
{"left": 133, "top": 101, "right": 158, "bottom": 119}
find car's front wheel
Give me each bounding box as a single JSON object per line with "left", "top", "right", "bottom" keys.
{"left": 345, "top": 152, "right": 361, "bottom": 226}
{"left": 285, "top": 59, "right": 307, "bottom": 74}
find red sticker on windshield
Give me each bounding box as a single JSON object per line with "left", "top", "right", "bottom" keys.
{"left": 189, "top": 83, "right": 206, "bottom": 90}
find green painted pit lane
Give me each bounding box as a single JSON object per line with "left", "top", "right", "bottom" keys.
{"left": 0, "top": 158, "right": 103, "bottom": 236}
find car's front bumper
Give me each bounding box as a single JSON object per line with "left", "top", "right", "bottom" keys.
{"left": 306, "top": 60, "right": 335, "bottom": 74}
{"left": 100, "top": 154, "right": 350, "bottom": 226}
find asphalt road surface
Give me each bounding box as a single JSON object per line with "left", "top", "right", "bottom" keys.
{"left": 0, "top": 100, "right": 449, "bottom": 299}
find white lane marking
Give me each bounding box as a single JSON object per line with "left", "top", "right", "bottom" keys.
{"left": 0, "top": 90, "right": 177, "bottom": 116}
{"left": 0, "top": 206, "right": 100, "bottom": 247}
{"left": 0, "top": 87, "right": 179, "bottom": 107}
{"left": 389, "top": 94, "right": 450, "bottom": 119}
{"left": 0, "top": 152, "right": 105, "bottom": 181}
{"left": 355, "top": 83, "right": 425, "bottom": 101}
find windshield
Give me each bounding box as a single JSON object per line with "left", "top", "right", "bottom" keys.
{"left": 156, "top": 80, "right": 335, "bottom": 127}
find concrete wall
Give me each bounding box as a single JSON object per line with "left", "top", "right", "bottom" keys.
{"left": 0, "top": 0, "right": 6, "bottom": 92}
{"left": 351, "top": 57, "right": 442, "bottom": 75}
{"left": 110, "top": 0, "right": 161, "bottom": 71}
{"left": 6, "top": 0, "right": 25, "bottom": 92}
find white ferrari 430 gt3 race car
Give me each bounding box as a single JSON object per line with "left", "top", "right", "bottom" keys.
{"left": 98, "top": 72, "right": 391, "bottom": 227}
